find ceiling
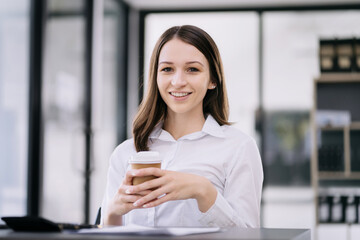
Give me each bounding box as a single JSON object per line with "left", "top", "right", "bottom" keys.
{"left": 123, "top": 0, "right": 360, "bottom": 10}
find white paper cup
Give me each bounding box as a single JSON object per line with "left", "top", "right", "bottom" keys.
{"left": 129, "top": 151, "right": 162, "bottom": 185}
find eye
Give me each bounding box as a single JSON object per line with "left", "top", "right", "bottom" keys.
{"left": 160, "top": 67, "right": 172, "bottom": 72}
{"left": 188, "top": 67, "right": 199, "bottom": 72}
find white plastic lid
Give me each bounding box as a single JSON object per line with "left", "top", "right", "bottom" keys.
{"left": 129, "top": 151, "right": 162, "bottom": 164}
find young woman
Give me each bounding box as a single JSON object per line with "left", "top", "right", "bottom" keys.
{"left": 101, "top": 25, "right": 263, "bottom": 228}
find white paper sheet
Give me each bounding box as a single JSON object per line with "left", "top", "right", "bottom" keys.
{"left": 77, "top": 224, "right": 221, "bottom": 236}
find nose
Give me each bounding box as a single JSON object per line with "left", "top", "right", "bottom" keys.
{"left": 171, "top": 71, "right": 187, "bottom": 88}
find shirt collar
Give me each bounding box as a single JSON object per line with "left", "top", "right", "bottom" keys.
{"left": 149, "top": 121, "right": 164, "bottom": 139}
{"left": 202, "top": 115, "right": 226, "bottom": 138}
{"left": 149, "top": 115, "right": 225, "bottom": 141}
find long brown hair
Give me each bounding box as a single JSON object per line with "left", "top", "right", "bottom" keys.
{"left": 133, "top": 25, "right": 229, "bottom": 151}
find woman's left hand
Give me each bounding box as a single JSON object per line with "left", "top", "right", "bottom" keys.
{"left": 125, "top": 168, "right": 217, "bottom": 212}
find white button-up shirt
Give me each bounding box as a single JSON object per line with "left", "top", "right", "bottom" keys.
{"left": 101, "top": 115, "right": 263, "bottom": 228}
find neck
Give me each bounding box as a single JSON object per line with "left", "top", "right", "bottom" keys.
{"left": 163, "top": 111, "right": 206, "bottom": 140}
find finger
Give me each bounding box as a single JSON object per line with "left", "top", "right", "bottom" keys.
{"left": 124, "top": 171, "right": 136, "bottom": 185}
{"left": 142, "top": 193, "right": 172, "bottom": 208}
{"left": 127, "top": 176, "right": 165, "bottom": 194}
{"left": 136, "top": 190, "right": 152, "bottom": 196}
{"left": 133, "top": 186, "right": 169, "bottom": 207}
{"left": 116, "top": 186, "right": 142, "bottom": 202}
{"left": 118, "top": 194, "right": 143, "bottom": 204}
{"left": 121, "top": 182, "right": 152, "bottom": 196}
{"left": 119, "top": 199, "right": 153, "bottom": 213}
{"left": 132, "top": 168, "right": 165, "bottom": 178}
{"left": 118, "top": 184, "right": 132, "bottom": 195}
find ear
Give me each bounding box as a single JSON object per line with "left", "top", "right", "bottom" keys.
{"left": 208, "top": 82, "right": 216, "bottom": 90}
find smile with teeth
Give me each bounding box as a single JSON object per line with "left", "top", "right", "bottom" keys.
{"left": 170, "top": 92, "right": 191, "bottom": 97}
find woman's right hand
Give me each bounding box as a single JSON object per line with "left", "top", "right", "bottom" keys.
{"left": 104, "top": 170, "right": 151, "bottom": 225}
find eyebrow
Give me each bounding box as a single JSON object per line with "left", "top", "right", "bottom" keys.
{"left": 158, "top": 61, "right": 204, "bottom": 66}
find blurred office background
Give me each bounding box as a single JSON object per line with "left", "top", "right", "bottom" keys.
{"left": 1, "top": 0, "right": 360, "bottom": 239}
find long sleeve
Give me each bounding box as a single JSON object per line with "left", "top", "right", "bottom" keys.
{"left": 198, "top": 138, "right": 263, "bottom": 227}
{"left": 100, "top": 140, "right": 135, "bottom": 225}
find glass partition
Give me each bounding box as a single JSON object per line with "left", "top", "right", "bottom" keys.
{"left": 41, "top": 0, "right": 124, "bottom": 223}
{"left": 41, "top": 0, "right": 86, "bottom": 223}
{"left": 89, "top": 0, "right": 124, "bottom": 222}
{"left": 0, "top": 0, "right": 30, "bottom": 223}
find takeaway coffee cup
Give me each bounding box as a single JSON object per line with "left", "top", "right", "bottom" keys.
{"left": 129, "top": 151, "right": 162, "bottom": 185}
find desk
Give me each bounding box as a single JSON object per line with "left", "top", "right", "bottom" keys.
{"left": 0, "top": 228, "right": 310, "bottom": 240}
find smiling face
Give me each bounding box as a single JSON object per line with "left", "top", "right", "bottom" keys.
{"left": 157, "top": 38, "right": 215, "bottom": 119}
